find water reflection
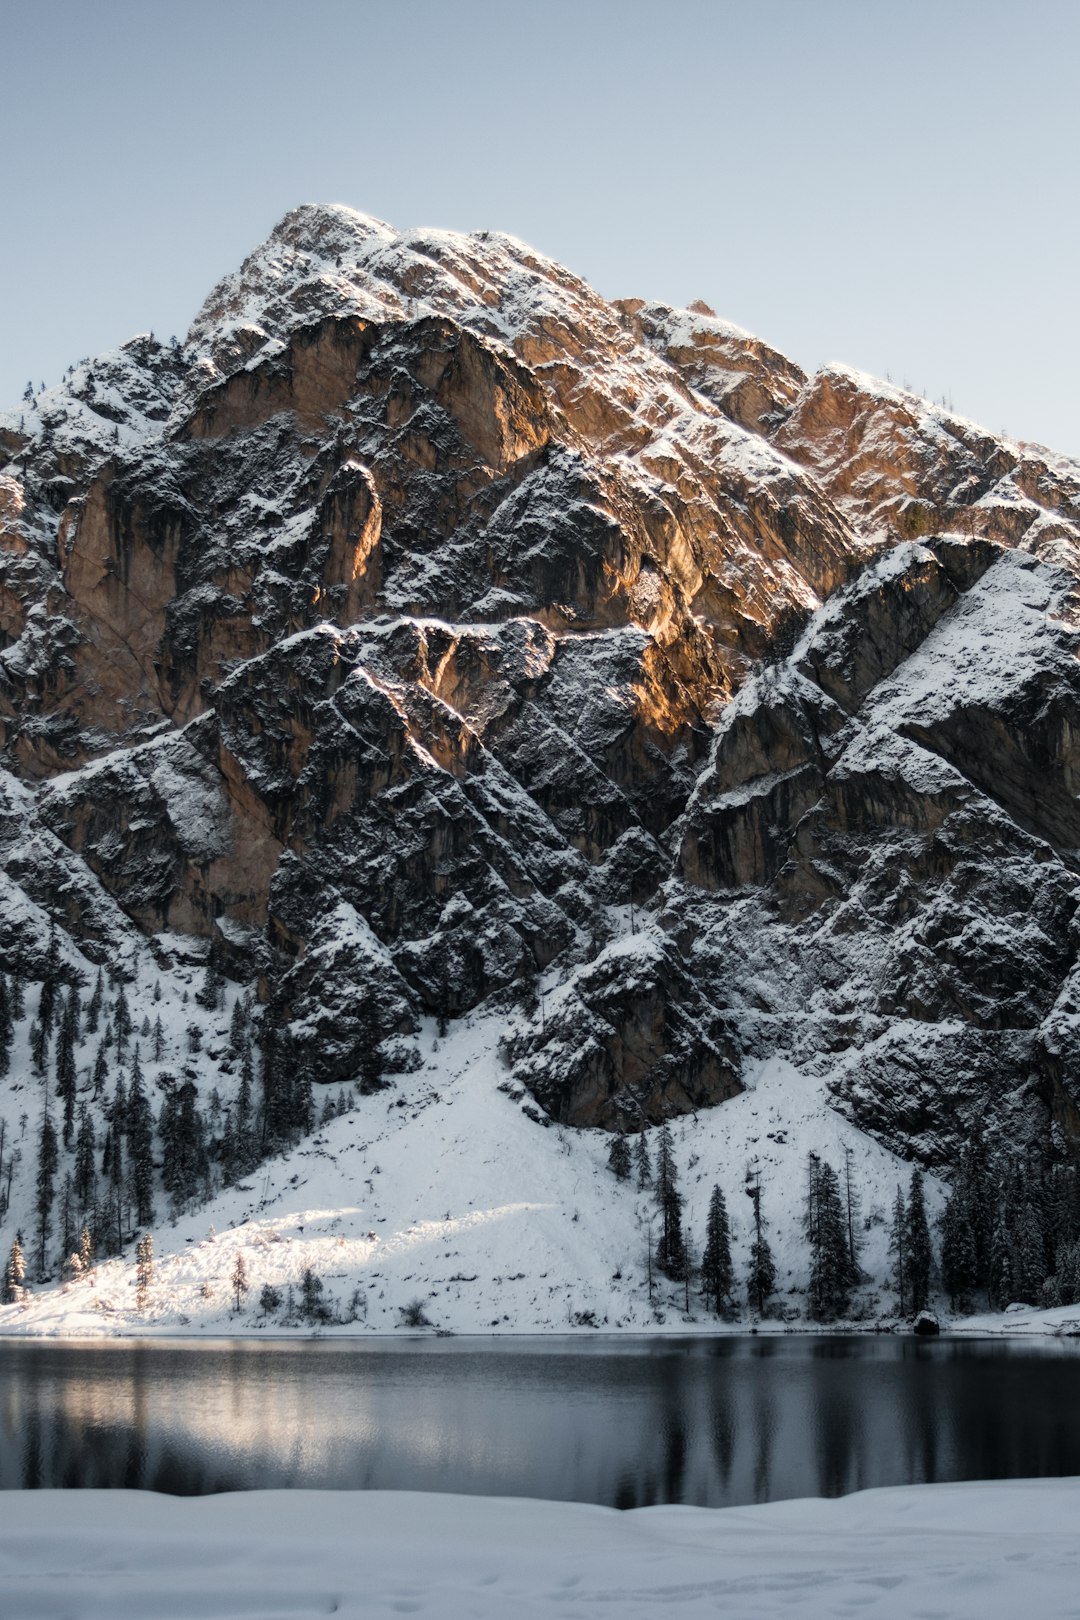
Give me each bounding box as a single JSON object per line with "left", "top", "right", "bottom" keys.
{"left": 1, "top": 1336, "right": 1079, "bottom": 1507}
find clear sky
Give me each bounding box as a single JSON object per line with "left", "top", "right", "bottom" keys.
{"left": 2, "top": 0, "right": 1078, "bottom": 455}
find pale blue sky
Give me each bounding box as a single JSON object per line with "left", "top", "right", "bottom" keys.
{"left": 2, "top": 0, "right": 1078, "bottom": 455}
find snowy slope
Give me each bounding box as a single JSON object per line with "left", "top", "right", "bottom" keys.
{"left": 0, "top": 958, "right": 939, "bottom": 1338}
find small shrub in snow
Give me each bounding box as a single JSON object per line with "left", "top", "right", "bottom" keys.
{"left": 398, "top": 1297, "right": 432, "bottom": 1328}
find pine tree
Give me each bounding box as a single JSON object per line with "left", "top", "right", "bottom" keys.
{"left": 78, "top": 1224, "right": 94, "bottom": 1275}
{"left": 231, "top": 1250, "right": 249, "bottom": 1312}
{"left": 654, "top": 1123, "right": 687, "bottom": 1280}
{"left": 1013, "top": 1202, "right": 1045, "bottom": 1305}
{"left": 806, "top": 1155, "right": 856, "bottom": 1321}
{"left": 746, "top": 1177, "right": 776, "bottom": 1315}
{"left": 886, "top": 1181, "right": 907, "bottom": 1312}
{"left": 0, "top": 973, "right": 11, "bottom": 1078}
{"left": 701, "top": 1184, "right": 734, "bottom": 1316}
{"left": 228, "top": 995, "right": 247, "bottom": 1057}
{"left": 126, "top": 1052, "right": 155, "bottom": 1227}
{"left": 30, "top": 1016, "right": 48, "bottom": 1076}
{"left": 56, "top": 990, "right": 78, "bottom": 1149}
{"left": 607, "top": 1134, "right": 632, "bottom": 1180}
{"left": 114, "top": 984, "right": 132, "bottom": 1060}
{"left": 91, "top": 1042, "right": 108, "bottom": 1101}
{"left": 161, "top": 1077, "right": 208, "bottom": 1211}
{"left": 85, "top": 968, "right": 104, "bottom": 1034}
{"left": 109, "top": 1069, "right": 128, "bottom": 1174}
{"left": 295, "top": 1070, "right": 315, "bottom": 1136}
{"left": 73, "top": 1104, "right": 96, "bottom": 1207}
{"left": 38, "top": 927, "right": 61, "bottom": 1033}
{"left": 196, "top": 943, "right": 225, "bottom": 1011}
{"left": 10, "top": 973, "right": 25, "bottom": 1020}
{"left": 634, "top": 1132, "right": 652, "bottom": 1190}
{"left": 234, "top": 1040, "right": 255, "bottom": 1173}
{"left": 152, "top": 1015, "right": 166, "bottom": 1063}
{"left": 906, "top": 1169, "right": 932, "bottom": 1314}
{"left": 300, "top": 1265, "right": 326, "bottom": 1323}
{"left": 35, "top": 1111, "right": 58, "bottom": 1278}
{"left": 939, "top": 1187, "right": 977, "bottom": 1312}
{"left": 259, "top": 1026, "right": 288, "bottom": 1149}
{"left": 842, "top": 1144, "right": 862, "bottom": 1276}
{"left": 3, "top": 1233, "right": 26, "bottom": 1302}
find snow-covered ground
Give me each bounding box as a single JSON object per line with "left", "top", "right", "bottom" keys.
{"left": 5, "top": 1479, "right": 1080, "bottom": 1618}
{"left": 0, "top": 978, "right": 942, "bottom": 1337}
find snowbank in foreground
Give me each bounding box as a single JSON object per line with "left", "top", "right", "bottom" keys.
{"left": 3, "top": 1480, "right": 1080, "bottom": 1619}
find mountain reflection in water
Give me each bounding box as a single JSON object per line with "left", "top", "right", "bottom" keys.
{"left": 2, "top": 1335, "right": 1078, "bottom": 1507}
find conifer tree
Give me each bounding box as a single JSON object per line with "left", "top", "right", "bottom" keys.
{"left": 654, "top": 1122, "right": 687, "bottom": 1280}
{"left": 3, "top": 1233, "right": 26, "bottom": 1302}
{"left": 806, "top": 1155, "right": 856, "bottom": 1321}
{"left": 701, "top": 1184, "right": 734, "bottom": 1316}
{"left": 10, "top": 972, "right": 25, "bottom": 1020}
{"left": 888, "top": 1183, "right": 907, "bottom": 1314}
{"left": 78, "top": 1223, "right": 94, "bottom": 1275}
{"left": 161, "top": 1077, "right": 208, "bottom": 1210}
{"left": 38, "top": 927, "right": 60, "bottom": 1033}
{"left": 85, "top": 968, "right": 104, "bottom": 1034}
{"left": 35, "top": 1111, "right": 58, "bottom": 1278}
{"left": 634, "top": 1132, "right": 652, "bottom": 1190}
{"left": 56, "top": 990, "right": 78, "bottom": 1149}
{"left": 746, "top": 1177, "right": 776, "bottom": 1314}
{"left": 906, "top": 1168, "right": 932, "bottom": 1314}
{"left": 0, "top": 973, "right": 11, "bottom": 1078}
{"left": 234, "top": 1041, "right": 255, "bottom": 1172}
{"left": 91, "top": 1042, "right": 108, "bottom": 1101}
{"left": 228, "top": 994, "right": 247, "bottom": 1058}
{"left": 296, "top": 1070, "right": 315, "bottom": 1136}
{"left": 152, "top": 1015, "right": 166, "bottom": 1063}
{"left": 114, "top": 984, "right": 132, "bottom": 1061}
{"left": 1013, "top": 1202, "right": 1045, "bottom": 1305}
{"left": 196, "top": 943, "right": 225, "bottom": 1011}
{"left": 30, "top": 1016, "right": 48, "bottom": 1076}
{"left": 939, "top": 1187, "right": 977, "bottom": 1312}
{"left": 842, "top": 1144, "right": 862, "bottom": 1275}
{"left": 607, "top": 1134, "right": 632, "bottom": 1180}
{"left": 126, "top": 1051, "right": 155, "bottom": 1227}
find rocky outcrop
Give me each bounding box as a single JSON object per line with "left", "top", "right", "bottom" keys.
{"left": 2, "top": 204, "right": 1080, "bottom": 1154}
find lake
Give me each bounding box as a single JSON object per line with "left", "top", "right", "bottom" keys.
{"left": 2, "top": 1335, "right": 1078, "bottom": 1506}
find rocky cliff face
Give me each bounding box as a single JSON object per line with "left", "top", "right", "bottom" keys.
{"left": 2, "top": 203, "right": 1079, "bottom": 1160}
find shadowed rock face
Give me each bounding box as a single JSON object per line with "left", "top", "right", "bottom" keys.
{"left": 2, "top": 204, "right": 1080, "bottom": 1152}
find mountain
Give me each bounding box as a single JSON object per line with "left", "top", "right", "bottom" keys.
{"left": 0, "top": 205, "right": 1079, "bottom": 1329}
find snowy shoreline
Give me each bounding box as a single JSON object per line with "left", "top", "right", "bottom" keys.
{"left": 2, "top": 1305, "right": 1079, "bottom": 1344}
{"left": 5, "top": 1479, "right": 1080, "bottom": 1619}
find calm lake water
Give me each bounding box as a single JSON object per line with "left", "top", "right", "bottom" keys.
{"left": 2, "top": 1335, "right": 1078, "bottom": 1507}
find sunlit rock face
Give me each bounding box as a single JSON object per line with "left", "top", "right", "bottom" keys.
{"left": 2, "top": 204, "right": 1080, "bottom": 1148}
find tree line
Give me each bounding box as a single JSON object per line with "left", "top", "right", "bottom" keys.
{"left": 608, "top": 1122, "right": 1080, "bottom": 1321}
{"left": 0, "top": 941, "right": 371, "bottom": 1295}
